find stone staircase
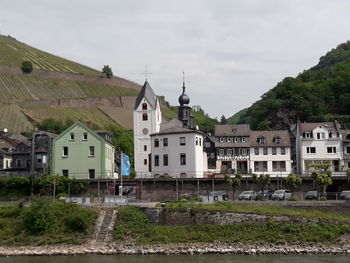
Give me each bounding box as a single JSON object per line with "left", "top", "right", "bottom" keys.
{"left": 90, "top": 209, "right": 117, "bottom": 244}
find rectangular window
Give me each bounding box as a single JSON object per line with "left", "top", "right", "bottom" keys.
{"left": 17, "top": 159, "right": 22, "bottom": 168}
{"left": 62, "top": 169, "right": 69, "bottom": 177}
{"left": 272, "top": 161, "right": 277, "bottom": 169}
{"left": 242, "top": 148, "right": 247, "bottom": 155}
{"left": 83, "top": 133, "right": 88, "bottom": 140}
{"left": 272, "top": 147, "right": 276, "bottom": 155}
{"left": 89, "top": 169, "right": 95, "bottom": 179}
{"left": 180, "top": 137, "right": 186, "bottom": 146}
{"left": 144, "top": 159, "right": 147, "bottom": 165}
{"left": 219, "top": 149, "right": 224, "bottom": 156}
{"left": 196, "top": 137, "right": 199, "bottom": 145}
{"left": 329, "top": 132, "right": 333, "bottom": 138}
{"left": 306, "top": 147, "right": 316, "bottom": 154}
{"left": 163, "top": 154, "right": 168, "bottom": 166}
{"left": 347, "top": 146, "right": 350, "bottom": 154}
{"left": 281, "top": 147, "right": 286, "bottom": 155}
{"left": 144, "top": 145, "right": 147, "bottom": 151}
{"left": 254, "top": 147, "right": 259, "bottom": 155}
{"left": 280, "top": 161, "right": 286, "bottom": 171}
{"left": 63, "top": 146, "right": 68, "bottom": 157}
{"left": 163, "top": 138, "right": 168, "bottom": 147}
{"left": 316, "top": 133, "right": 321, "bottom": 139}
{"left": 154, "top": 139, "right": 159, "bottom": 148}
{"left": 180, "top": 153, "right": 186, "bottom": 165}
{"left": 89, "top": 146, "right": 95, "bottom": 157}
{"left": 263, "top": 161, "right": 267, "bottom": 171}
{"left": 227, "top": 149, "right": 232, "bottom": 156}
{"left": 254, "top": 161, "right": 259, "bottom": 172}
{"left": 70, "top": 133, "right": 75, "bottom": 141}
{"left": 327, "top": 147, "right": 336, "bottom": 154}
{"left": 263, "top": 147, "right": 268, "bottom": 155}
{"left": 154, "top": 155, "right": 159, "bottom": 167}
{"left": 199, "top": 138, "right": 202, "bottom": 146}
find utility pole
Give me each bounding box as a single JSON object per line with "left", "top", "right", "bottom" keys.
{"left": 30, "top": 131, "right": 36, "bottom": 198}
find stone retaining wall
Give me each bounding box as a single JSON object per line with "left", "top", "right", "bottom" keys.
{"left": 141, "top": 207, "right": 334, "bottom": 226}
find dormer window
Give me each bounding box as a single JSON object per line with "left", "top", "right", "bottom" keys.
{"left": 70, "top": 133, "right": 75, "bottom": 141}
{"left": 227, "top": 137, "right": 232, "bottom": 142}
{"left": 219, "top": 137, "right": 224, "bottom": 142}
{"left": 257, "top": 136, "right": 265, "bottom": 144}
{"left": 142, "top": 103, "right": 147, "bottom": 110}
{"left": 273, "top": 136, "right": 281, "bottom": 144}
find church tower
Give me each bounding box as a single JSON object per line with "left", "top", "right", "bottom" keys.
{"left": 178, "top": 81, "right": 192, "bottom": 128}
{"left": 133, "top": 80, "right": 161, "bottom": 178}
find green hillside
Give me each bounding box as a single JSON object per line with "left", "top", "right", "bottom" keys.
{"left": 0, "top": 35, "right": 143, "bottom": 132}
{"left": 231, "top": 41, "right": 350, "bottom": 130}
{"left": 0, "top": 35, "right": 101, "bottom": 75}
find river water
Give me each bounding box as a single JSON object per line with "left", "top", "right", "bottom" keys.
{"left": 0, "top": 255, "right": 348, "bottom": 263}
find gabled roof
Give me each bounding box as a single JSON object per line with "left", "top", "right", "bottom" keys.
{"left": 53, "top": 121, "right": 114, "bottom": 148}
{"left": 250, "top": 130, "right": 291, "bottom": 147}
{"left": 215, "top": 124, "right": 250, "bottom": 136}
{"left": 299, "top": 122, "right": 336, "bottom": 133}
{"left": 134, "top": 80, "right": 157, "bottom": 110}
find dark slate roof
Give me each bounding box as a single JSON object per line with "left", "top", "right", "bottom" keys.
{"left": 134, "top": 80, "right": 157, "bottom": 110}
{"left": 215, "top": 124, "right": 250, "bottom": 136}
{"left": 151, "top": 119, "right": 202, "bottom": 136}
{"left": 250, "top": 130, "right": 291, "bottom": 147}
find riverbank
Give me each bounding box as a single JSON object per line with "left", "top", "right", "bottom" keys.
{"left": 1, "top": 242, "right": 350, "bottom": 256}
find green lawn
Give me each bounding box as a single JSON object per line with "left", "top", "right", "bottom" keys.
{"left": 0, "top": 198, "right": 97, "bottom": 246}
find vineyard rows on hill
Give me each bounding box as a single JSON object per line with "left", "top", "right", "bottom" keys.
{"left": 0, "top": 36, "right": 101, "bottom": 76}
{"left": 21, "top": 104, "right": 117, "bottom": 129}
{"left": 0, "top": 73, "right": 139, "bottom": 102}
{"left": 0, "top": 104, "right": 33, "bottom": 132}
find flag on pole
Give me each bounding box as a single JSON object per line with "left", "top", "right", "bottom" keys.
{"left": 121, "top": 152, "right": 130, "bottom": 176}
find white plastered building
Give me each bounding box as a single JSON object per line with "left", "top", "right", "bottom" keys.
{"left": 133, "top": 81, "right": 161, "bottom": 178}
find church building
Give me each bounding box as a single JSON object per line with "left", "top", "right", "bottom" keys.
{"left": 150, "top": 81, "right": 207, "bottom": 178}
{"left": 133, "top": 80, "right": 162, "bottom": 178}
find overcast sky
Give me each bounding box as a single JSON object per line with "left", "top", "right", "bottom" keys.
{"left": 1, "top": 0, "right": 350, "bottom": 119}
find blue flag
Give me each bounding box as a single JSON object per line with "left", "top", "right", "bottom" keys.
{"left": 121, "top": 152, "right": 130, "bottom": 176}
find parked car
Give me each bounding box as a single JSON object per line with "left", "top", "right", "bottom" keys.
{"left": 256, "top": 190, "right": 273, "bottom": 200}
{"left": 238, "top": 191, "right": 257, "bottom": 201}
{"left": 305, "top": 191, "right": 319, "bottom": 200}
{"left": 271, "top": 190, "right": 292, "bottom": 201}
{"left": 340, "top": 190, "right": 350, "bottom": 200}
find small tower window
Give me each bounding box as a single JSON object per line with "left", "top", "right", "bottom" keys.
{"left": 142, "top": 113, "right": 148, "bottom": 121}
{"left": 142, "top": 103, "right": 147, "bottom": 110}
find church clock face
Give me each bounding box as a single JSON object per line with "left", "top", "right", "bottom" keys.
{"left": 143, "top": 128, "right": 149, "bottom": 135}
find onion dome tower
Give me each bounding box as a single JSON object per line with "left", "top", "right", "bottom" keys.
{"left": 178, "top": 80, "right": 192, "bottom": 128}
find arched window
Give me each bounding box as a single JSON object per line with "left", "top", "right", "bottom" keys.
{"left": 142, "top": 103, "right": 147, "bottom": 110}
{"left": 142, "top": 113, "right": 148, "bottom": 121}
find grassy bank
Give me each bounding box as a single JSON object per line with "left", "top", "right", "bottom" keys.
{"left": 113, "top": 206, "right": 350, "bottom": 245}
{"left": 0, "top": 198, "right": 97, "bottom": 246}
{"left": 161, "top": 201, "right": 350, "bottom": 222}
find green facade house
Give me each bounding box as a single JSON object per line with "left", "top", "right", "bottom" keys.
{"left": 52, "top": 122, "right": 115, "bottom": 179}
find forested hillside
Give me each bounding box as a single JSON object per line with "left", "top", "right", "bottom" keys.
{"left": 231, "top": 41, "right": 350, "bottom": 130}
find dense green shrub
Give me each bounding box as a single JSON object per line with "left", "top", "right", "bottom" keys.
{"left": 21, "top": 61, "right": 33, "bottom": 73}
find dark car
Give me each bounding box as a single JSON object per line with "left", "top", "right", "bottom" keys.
{"left": 256, "top": 190, "right": 273, "bottom": 200}
{"left": 271, "top": 190, "right": 292, "bottom": 201}
{"left": 305, "top": 191, "right": 319, "bottom": 200}
{"left": 340, "top": 190, "right": 350, "bottom": 200}
{"left": 238, "top": 191, "right": 257, "bottom": 201}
